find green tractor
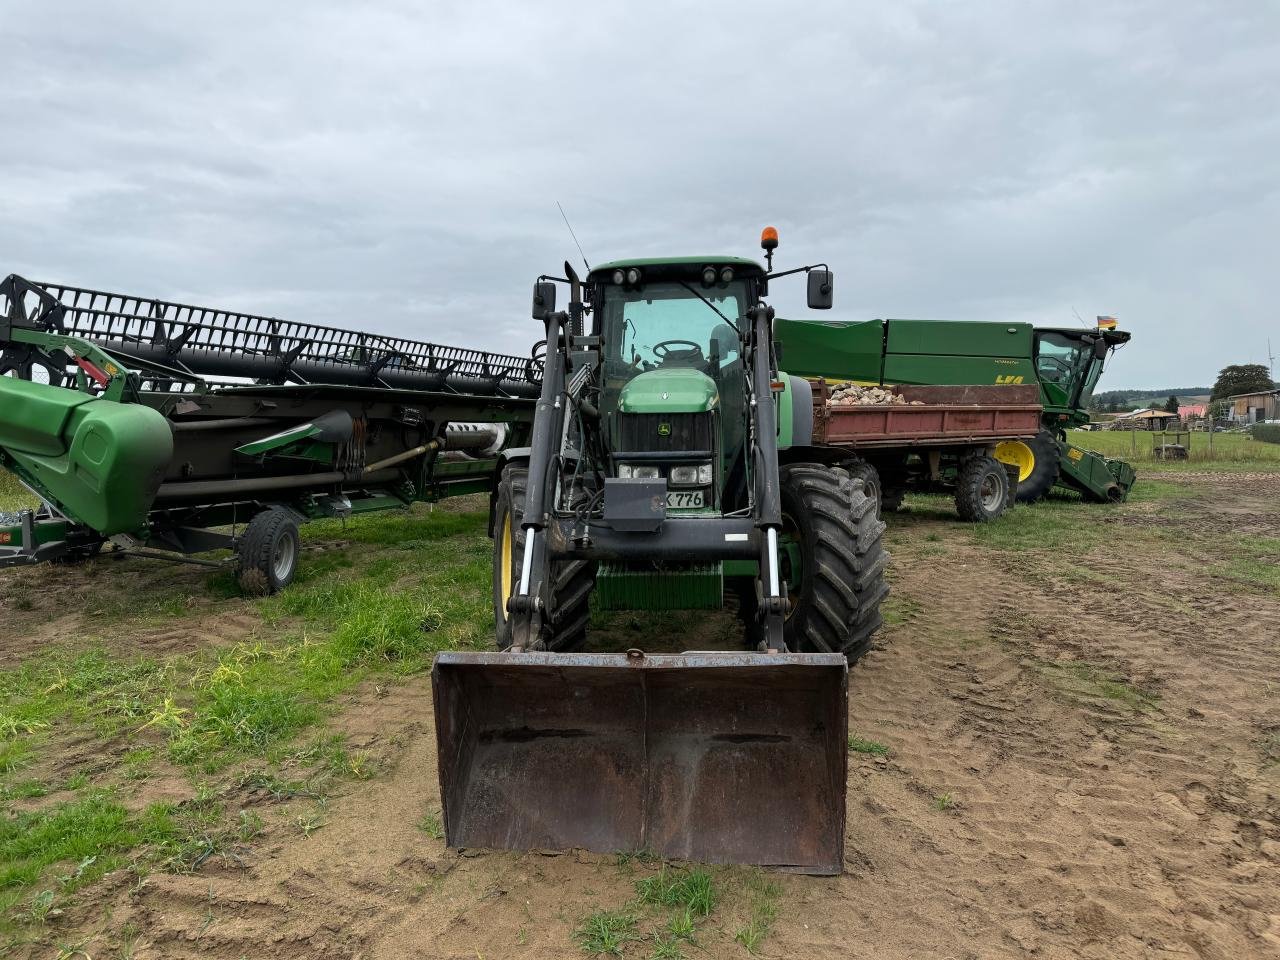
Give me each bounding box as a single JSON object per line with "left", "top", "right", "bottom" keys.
{"left": 775, "top": 316, "right": 1135, "bottom": 502}
{"left": 432, "top": 233, "right": 887, "bottom": 872}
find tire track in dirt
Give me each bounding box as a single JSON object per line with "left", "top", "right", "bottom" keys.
{"left": 972, "top": 491, "right": 1280, "bottom": 959}
{"left": 777, "top": 508, "right": 1280, "bottom": 960}
{"left": 9, "top": 482, "right": 1280, "bottom": 958}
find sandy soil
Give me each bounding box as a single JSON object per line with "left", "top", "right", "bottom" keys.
{"left": 5, "top": 478, "right": 1279, "bottom": 959}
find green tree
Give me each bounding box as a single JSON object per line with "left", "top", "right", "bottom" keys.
{"left": 1164, "top": 394, "right": 1179, "bottom": 413}
{"left": 1210, "top": 364, "right": 1274, "bottom": 400}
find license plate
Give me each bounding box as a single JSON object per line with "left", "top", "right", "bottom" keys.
{"left": 666, "top": 490, "right": 704, "bottom": 509}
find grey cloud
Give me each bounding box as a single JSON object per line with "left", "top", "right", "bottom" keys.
{"left": 2, "top": 1, "right": 1277, "bottom": 385}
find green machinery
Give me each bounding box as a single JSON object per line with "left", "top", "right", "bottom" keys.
{"left": 433, "top": 231, "right": 888, "bottom": 872}
{"left": 774, "top": 316, "right": 1136, "bottom": 502}
{"left": 0, "top": 275, "right": 538, "bottom": 587}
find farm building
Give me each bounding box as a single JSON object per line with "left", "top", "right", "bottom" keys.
{"left": 1227, "top": 388, "right": 1280, "bottom": 424}
{"left": 1112, "top": 407, "right": 1181, "bottom": 430}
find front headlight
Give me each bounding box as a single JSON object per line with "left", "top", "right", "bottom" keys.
{"left": 618, "top": 463, "right": 661, "bottom": 480}
{"left": 669, "top": 463, "right": 713, "bottom": 486}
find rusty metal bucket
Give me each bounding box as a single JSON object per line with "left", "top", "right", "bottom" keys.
{"left": 431, "top": 650, "right": 848, "bottom": 874}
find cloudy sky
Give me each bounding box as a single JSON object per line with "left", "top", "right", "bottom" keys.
{"left": 2, "top": 1, "right": 1276, "bottom": 389}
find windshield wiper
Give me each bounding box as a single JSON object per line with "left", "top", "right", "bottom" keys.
{"left": 677, "top": 282, "right": 741, "bottom": 334}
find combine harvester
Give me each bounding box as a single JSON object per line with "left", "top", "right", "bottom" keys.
{"left": 775, "top": 314, "right": 1136, "bottom": 503}
{"left": 0, "top": 274, "right": 538, "bottom": 589}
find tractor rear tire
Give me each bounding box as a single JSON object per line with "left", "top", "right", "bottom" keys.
{"left": 236, "top": 508, "right": 301, "bottom": 595}
{"left": 955, "top": 455, "right": 1010, "bottom": 522}
{"left": 493, "top": 465, "right": 596, "bottom": 652}
{"left": 779, "top": 463, "right": 889, "bottom": 665}
{"left": 999, "top": 429, "right": 1060, "bottom": 503}
{"left": 842, "top": 459, "right": 883, "bottom": 519}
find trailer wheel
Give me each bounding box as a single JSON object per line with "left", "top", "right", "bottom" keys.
{"left": 236, "top": 509, "right": 301, "bottom": 595}
{"left": 880, "top": 487, "right": 906, "bottom": 513}
{"left": 842, "top": 460, "right": 883, "bottom": 519}
{"left": 955, "top": 456, "right": 1010, "bottom": 522}
{"left": 877, "top": 460, "right": 908, "bottom": 514}
{"left": 996, "top": 429, "right": 1060, "bottom": 503}
{"left": 492, "top": 465, "right": 595, "bottom": 652}
{"left": 777, "top": 463, "right": 889, "bottom": 665}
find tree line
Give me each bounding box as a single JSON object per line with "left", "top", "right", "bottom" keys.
{"left": 1090, "top": 365, "right": 1275, "bottom": 415}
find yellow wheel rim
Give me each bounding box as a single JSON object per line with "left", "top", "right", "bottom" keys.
{"left": 498, "top": 509, "right": 514, "bottom": 621}
{"left": 995, "top": 440, "right": 1035, "bottom": 482}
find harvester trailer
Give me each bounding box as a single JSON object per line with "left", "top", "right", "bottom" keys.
{"left": 811, "top": 381, "right": 1045, "bottom": 521}
{"left": 0, "top": 274, "right": 539, "bottom": 589}
{"left": 775, "top": 315, "right": 1136, "bottom": 503}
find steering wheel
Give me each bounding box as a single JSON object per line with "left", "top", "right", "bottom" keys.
{"left": 652, "top": 339, "right": 704, "bottom": 359}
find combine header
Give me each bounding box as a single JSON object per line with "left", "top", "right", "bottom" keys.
{"left": 0, "top": 275, "right": 538, "bottom": 588}
{"left": 775, "top": 315, "right": 1136, "bottom": 503}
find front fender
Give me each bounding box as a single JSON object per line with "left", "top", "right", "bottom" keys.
{"left": 488, "top": 447, "right": 530, "bottom": 537}
{"left": 775, "top": 374, "right": 814, "bottom": 449}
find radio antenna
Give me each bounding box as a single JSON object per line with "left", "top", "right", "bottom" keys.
{"left": 557, "top": 201, "right": 590, "bottom": 272}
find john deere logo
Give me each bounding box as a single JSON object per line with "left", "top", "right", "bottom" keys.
{"left": 657, "top": 422, "right": 672, "bottom": 437}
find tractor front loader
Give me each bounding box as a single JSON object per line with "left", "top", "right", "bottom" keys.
{"left": 433, "top": 234, "right": 888, "bottom": 873}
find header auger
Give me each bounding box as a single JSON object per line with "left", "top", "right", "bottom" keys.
{"left": 0, "top": 274, "right": 539, "bottom": 584}
{"left": 1, "top": 275, "right": 540, "bottom": 398}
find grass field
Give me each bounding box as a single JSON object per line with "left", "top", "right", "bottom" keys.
{"left": 2, "top": 438, "right": 1280, "bottom": 955}
{"left": 1067, "top": 427, "right": 1280, "bottom": 468}
{"left": 0, "top": 502, "right": 495, "bottom": 946}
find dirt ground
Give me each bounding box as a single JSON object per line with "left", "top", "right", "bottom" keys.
{"left": 3, "top": 474, "right": 1279, "bottom": 959}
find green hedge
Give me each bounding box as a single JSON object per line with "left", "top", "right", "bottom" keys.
{"left": 1252, "top": 423, "right": 1280, "bottom": 444}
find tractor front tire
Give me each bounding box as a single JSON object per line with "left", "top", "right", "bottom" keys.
{"left": 237, "top": 508, "right": 301, "bottom": 595}
{"left": 492, "top": 465, "right": 596, "bottom": 652}
{"left": 998, "top": 429, "right": 1060, "bottom": 503}
{"left": 955, "top": 455, "right": 1010, "bottom": 522}
{"left": 780, "top": 463, "right": 889, "bottom": 665}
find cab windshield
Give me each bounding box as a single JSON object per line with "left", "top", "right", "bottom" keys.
{"left": 1035, "top": 332, "right": 1092, "bottom": 405}
{"left": 601, "top": 281, "right": 746, "bottom": 380}
{"left": 1077, "top": 354, "right": 1105, "bottom": 407}
{"left": 598, "top": 280, "right": 750, "bottom": 466}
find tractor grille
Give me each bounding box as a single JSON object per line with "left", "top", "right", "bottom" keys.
{"left": 617, "top": 412, "right": 712, "bottom": 453}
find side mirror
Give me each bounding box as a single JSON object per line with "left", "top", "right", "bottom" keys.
{"left": 807, "top": 269, "right": 833, "bottom": 310}
{"left": 1093, "top": 338, "right": 1108, "bottom": 360}
{"left": 532, "top": 281, "right": 556, "bottom": 320}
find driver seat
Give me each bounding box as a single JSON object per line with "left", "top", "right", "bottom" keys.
{"left": 657, "top": 346, "right": 705, "bottom": 368}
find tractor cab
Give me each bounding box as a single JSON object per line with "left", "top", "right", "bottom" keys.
{"left": 586, "top": 257, "right": 766, "bottom": 512}
{"left": 1033, "top": 326, "right": 1130, "bottom": 422}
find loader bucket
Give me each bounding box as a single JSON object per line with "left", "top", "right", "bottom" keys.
{"left": 432, "top": 650, "right": 848, "bottom": 874}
